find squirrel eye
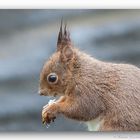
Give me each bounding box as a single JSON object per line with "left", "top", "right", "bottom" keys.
{"left": 47, "top": 73, "right": 58, "bottom": 84}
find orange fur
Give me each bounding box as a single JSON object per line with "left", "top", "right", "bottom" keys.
{"left": 39, "top": 23, "right": 140, "bottom": 131}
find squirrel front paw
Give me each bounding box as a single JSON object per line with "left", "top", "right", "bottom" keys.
{"left": 42, "top": 103, "right": 58, "bottom": 125}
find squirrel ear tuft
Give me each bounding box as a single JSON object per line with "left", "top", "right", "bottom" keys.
{"left": 57, "top": 20, "right": 72, "bottom": 52}
{"left": 57, "top": 19, "right": 63, "bottom": 47}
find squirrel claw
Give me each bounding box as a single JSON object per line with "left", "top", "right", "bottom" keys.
{"left": 42, "top": 120, "right": 46, "bottom": 125}
{"left": 42, "top": 116, "right": 56, "bottom": 126}
{"left": 42, "top": 109, "right": 57, "bottom": 125}
{"left": 42, "top": 102, "right": 58, "bottom": 125}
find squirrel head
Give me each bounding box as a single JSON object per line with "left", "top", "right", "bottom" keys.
{"left": 39, "top": 21, "right": 79, "bottom": 97}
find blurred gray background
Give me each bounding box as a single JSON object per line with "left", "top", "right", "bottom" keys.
{"left": 0, "top": 9, "right": 140, "bottom": 132}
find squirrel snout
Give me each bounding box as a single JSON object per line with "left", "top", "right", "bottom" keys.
{"left": 39, "top": 92, "right": 44, "bottom": 96}
{"left": 38, "top": 90, "right": 45, "bottom": 96}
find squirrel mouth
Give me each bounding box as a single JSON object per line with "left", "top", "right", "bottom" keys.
{"left": 53, "top": 93, "right": 57, "bottom": 97}
{"left": 38, "top": 89, "right": 59, "bottom": 98}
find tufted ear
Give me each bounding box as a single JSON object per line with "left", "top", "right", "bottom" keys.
{"left": 57, "top": 20, "right": 72, "bottom": 52}
{"left": 57, "top": 19, "right": 63, "bottom": 48}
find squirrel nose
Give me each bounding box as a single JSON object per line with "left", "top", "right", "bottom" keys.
{"left": 38, "top": 90, "right": 44, "bottom": 96}
{"left": 40, "top": 92, "right": 44, "bottom": 96}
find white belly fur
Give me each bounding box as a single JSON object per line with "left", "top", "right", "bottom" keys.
{"left": 86, "top": 117, "right": 103, "bottom": 131}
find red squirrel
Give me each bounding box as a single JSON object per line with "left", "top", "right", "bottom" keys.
{"left": 39, "top": 22, "right": 140, "bottom": 131}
